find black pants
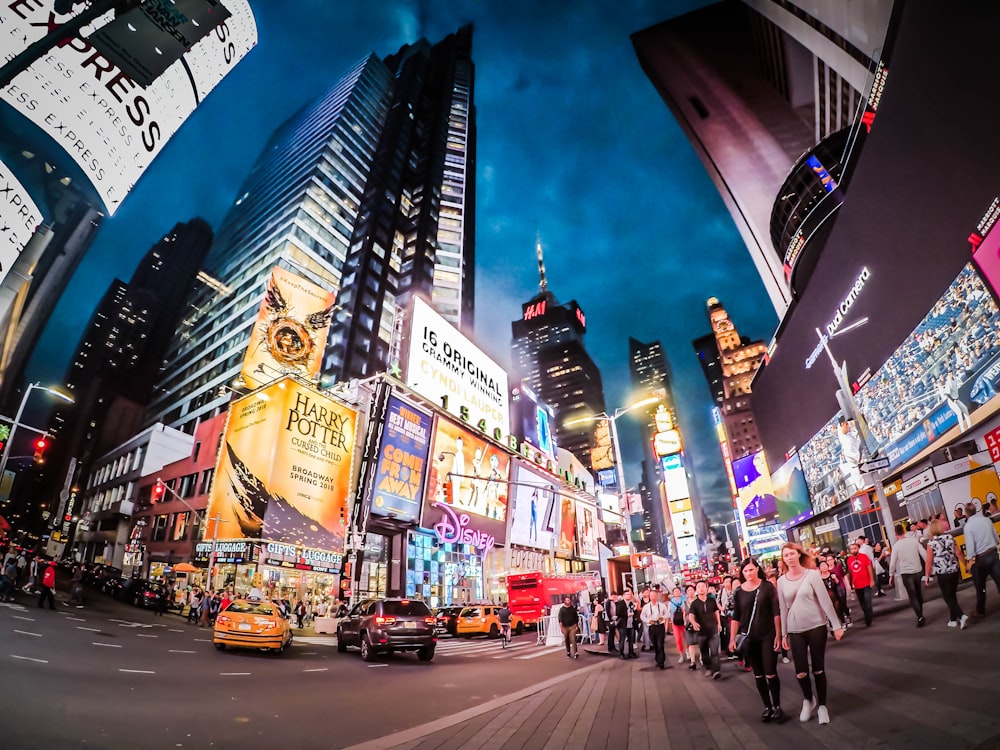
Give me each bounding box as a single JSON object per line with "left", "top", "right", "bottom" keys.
{"left": 697, "top": 632, "right": 719, "bottom": 673}
{"left": 618, "top": 625, "right": 635, "bottom": 659}
{"left": 606, "top": 623, "right": 618, "bottom": 652}
{"left": 972, "top": 550, "right": 1000, "bottom": 615}
{"left": 37, "top": 587, "right": 55, "bottom": 609}
{"left": 855, "top": 586, "right": 874, "bottom": 625}
{"left": 900, "top": 572, "right": 924, "bottom": 619}
{"left": 745, "top": 636, "right": 781, "bottom": 710}
{"left": 648, "top": 623, "right": 666, "bottom": 667}
{"left": 788, "top": 626, "right": 829, "bottom": 705}
{"left": 936, "top": 571, "right": 964, "bottom": 620}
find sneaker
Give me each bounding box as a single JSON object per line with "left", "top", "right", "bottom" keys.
{"left": 728, "top": 654, "right": 739, "bottom": 660}
{"left": 566, "top": 652, "right": 572, "bottom": 658}
{"left": 947, "top": 620, "right": 958, "bottom": 628}
{"left": 817, "top": 706, "right": 830, "bottom": 725}
{"left": 917, "top": 617, "right": 926, "bottom": 628}
{"left": 761, "top": 708, "right": 774, "bottom": 723}
{"left": 960, "top": 614, "right": 969, "bottom": 630}
{"left": 712, "top": 671, "right": 721, "bottom": 680}
{"left": 782, "top": 656, "right": 790, "bottom": 664}
{"left": 574, "top": 653, "right": 579, "bottom": 659}
{"left": 771, "top": 707, "right": 784, "bottom": 722}
{"left": 800, "top": 698, "right": 817, "bottom": 722}
{"left": 678, "top": 654, "right": 685, "bottom": 663}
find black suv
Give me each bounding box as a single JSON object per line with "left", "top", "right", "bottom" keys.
{"left": 337, "top": 598, "right": 437, "bottom": 662}
{"left": 433, "top": 605, "right": 464, "bottom": 637}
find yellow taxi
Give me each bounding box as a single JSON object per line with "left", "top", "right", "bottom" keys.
{"left": 455, "top": 604, "right": 524, "bottom": 638}
{"left": 213, "top": 598, "right": 292, "bottom": 654}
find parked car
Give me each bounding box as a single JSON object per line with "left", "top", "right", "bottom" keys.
{"left": 337, "top": 598, "right": 436, "bottom": 662}
{"left": 135, "top": 580, "right": 169, "bottom": 609}
{"left": 456, "top": 605, "right": 524, "bottom": 638}
{"left": 213, "top": 597, "right": 292, "bottom": 654}
{"left": 433, "top": 605, "right": 464, "bottom": 637}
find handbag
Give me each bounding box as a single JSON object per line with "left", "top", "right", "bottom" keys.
{"left": 733, "top": 586, "right": 760, "bottom": 661}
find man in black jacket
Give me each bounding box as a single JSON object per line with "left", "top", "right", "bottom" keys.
{"left": 604, "top": 592, "right": 620, "bottom": 653}
{"left": 558, "top": 595, "right": 580, "bottom": 658}
{"left": 616, "top": 590, "right": 638, "bottom": 659}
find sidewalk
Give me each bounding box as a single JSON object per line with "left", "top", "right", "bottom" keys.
{"left": 344, "top": 584, "right": 1000, "bottom": 750}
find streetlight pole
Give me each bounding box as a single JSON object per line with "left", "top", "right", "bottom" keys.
{"left": 0, "top": 382, "right": 74, "bottom": 481}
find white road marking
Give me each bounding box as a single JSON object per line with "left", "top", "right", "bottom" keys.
{"left": 194, "top": 638, "right": 211, "bottom": 642}
{"left": 119, "top": 669, "right": 155, "bottom": 674}
{"left": 76, "top": 627, "right": 101, "bottom": 632}
{"left": 168, "top": 649, "right": 196, "bottom": 654}
{"left": 303, "top": 667, "right": 328, "bottom": 672}
{"left": 300, "top": 651, "right": 317, "bottom": 655}
{"left": 13, "top": 629, "right": 41, "bottom": 637}
{"left": 514, "top": 647, "right": 564, "bottom": 660}
{"left": 11, "top": 654, "right": 48, "bottom": 663}
{"left": 92, "top": 642, "right": 122, "bottom": 648}
{"left": 168, "top": 629, "right": 184, "bottom": 633}
{"left": 367, "top": 663, "right": 388, "bottom": 668}
{"left": 65, "top": 617, "right": 85, "bottom": 622}
{"left": 220, "top": 672, "right": 251, "bottom": 676}
{"left": 136, "top": 634, "right": 158, "bottom": 638}
{"left": 12, "top": 616, "right": 34, "bottom": 622}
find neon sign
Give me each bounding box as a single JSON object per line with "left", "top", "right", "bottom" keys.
{"left": 431, "top": 501, "right": 496, "bottom": 559}
{"left": 523, "top": 301, "right": 546, "bottom": 319}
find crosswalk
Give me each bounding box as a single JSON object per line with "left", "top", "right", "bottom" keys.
{"left": 293, "top": 634, "right": 564, "bottom": 660}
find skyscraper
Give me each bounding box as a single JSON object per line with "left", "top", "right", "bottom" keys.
{"left": 144, "top": 27, "right": 476, "bottom": 434}
{"left": 510, "top": 240, "right": 605, "bottom": 469}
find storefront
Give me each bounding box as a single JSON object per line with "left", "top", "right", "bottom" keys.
{"left": 258, "top": 541, "right": 342, "bottom": 603}
{"left": 406, "top": 529, "right": 503, "bottom": 608}
{"left": 193, "top": 540, "right": 258, "bottom": 593}
{"left": 790, "top": 489, "right": 885, "bottom": 552}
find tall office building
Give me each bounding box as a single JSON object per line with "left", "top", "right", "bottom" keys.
{"left": 510, "top": 240, "right": 605, "bottom": 469}
{"left": 632, "top": 1, "right": 893, "bottom": 314}
{"left": 145, "top": 27, "right": 476, "bottom": 434}
{"left": 695, "top": 298, "right": 766, "bottom": 461}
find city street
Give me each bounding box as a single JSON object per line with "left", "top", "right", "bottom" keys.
{"left": 2, "top": 583, "right": 1000, "bottom": 749}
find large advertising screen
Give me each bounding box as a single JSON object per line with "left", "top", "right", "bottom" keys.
{"left": 770, "top": 453, "right": 813, "bottom": 529}
{"left": 508, "top": 464, "right": 557, "bottom": 551}
{"left": 369, "top": 396, "right": 432, "bottom": 523}
{"left": 750, "top": 4, "right": 1000, "bottom": 472}
{"left": 733, "top": 452, "right": 778, "bottom": 527}
{"left": 797, "top": 415, "right": 865, "bottom": 514}
{"left": 510, "top": 385, "right": 556, "bottom": 461}
{"left": 208, "top": 378, "right": 357, "bottom": 552}
{"left": 575, "top": 501, "right": 599, "bottom": 560}
{"left": 0, "top": 1, "right": 257, "bottom": 214}
{"left": 660, "top": 453, "right": 690, "bottom": 502}
{"left": 556, "top": 493, "right": 577, "bottom": 558}
{"left": 424, "top": 418, "right": 509, "bottom": 541}
{"left": 241, "top": 267, "right": 335, "bottom": 389}
{"left": 0, "top": 160, "right": 41, "bottom": 287}
{"left": 404, "top": 296, "right": 510, "bottom": 436}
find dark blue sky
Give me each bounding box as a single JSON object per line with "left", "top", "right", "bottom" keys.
{"left": 28, "top": 0, "right": 777, "bottom": 525}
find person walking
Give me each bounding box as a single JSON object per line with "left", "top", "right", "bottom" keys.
{"left": 616, "top": 590, "right": 638, "bottom": 659}
{"left": 719, "top": 576, "right": 736, "bottom": 659}
{"left": 688, "top": 581, "right": 721, "bottom": 679}
{"left": 37, "top": 559, "right": 57, "bottom": 610}
{"left": 604, "top": 592, "right": 620, "bottom": 653}
{"left": 963, "top": 501, "right": 1000, "bottom": 618}
{"left": 925, "top": 518, "right": 968, "bottom": 628}
{"left": 557, "top": 595, "right": 580, "bottom": 658}
{"left": 889, "top": 523, "right": 927, "bottom": 626}
{"left": 0, "top": 555, "right": 18, "bottom": 602}
{"left": 294, "top": 599, "right": 307, "bottom": 628}
{"left": 846, "top": 542, "right": 875, "bottom": 626}
{"left": 593, "top": 596, "right": 607, "bottom": 646}
{"left": 667, "top": 586, "right": 688, "bottom": 664}
{"left": 640, "top": 588, "right": 671, "bottom": 669}
{"left": 637, "top": 588, "right": 651, "bottom": 651}
{"left": 778, "top": 543, "right": 843, "bottom": 725}
{"left": 730, "top": 558, "right": 782, "bottom": 722}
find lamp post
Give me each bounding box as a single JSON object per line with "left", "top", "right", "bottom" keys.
{"left": 722, "top": 520, "right": 743, "bottom": 561}
{"left": 0, "top": 382, "right": 74, "bottom": 481}
{"left": 568, "top": 396, "right": 659, "bottom": 593}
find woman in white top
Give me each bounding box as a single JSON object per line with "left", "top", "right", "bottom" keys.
{"left": 777, "top": 542, "right": 844, "bottom": 726}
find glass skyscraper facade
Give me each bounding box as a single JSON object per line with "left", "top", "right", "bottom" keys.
{"left": 145, "top": 27, "right": 476, "bottom": 434}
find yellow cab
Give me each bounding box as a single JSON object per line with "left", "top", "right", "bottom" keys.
{"left": 213, "top": 595, "right": 292, "bottom": 654}
{"left": 455, "top": 604, "right": 524, "bottom": 638}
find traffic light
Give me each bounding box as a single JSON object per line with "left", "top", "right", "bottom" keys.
{"left": 33, "top": 438, "right": 49, "bottom": 464}
{"left": 152, "top": 479, "right": 166, "bottom": 502}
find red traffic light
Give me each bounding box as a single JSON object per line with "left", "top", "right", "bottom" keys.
{"left": 33, "top": 437, "right": 49, "bottom": 464}
{"left": 152, "top": 480, "right": 166, "bottom": 501}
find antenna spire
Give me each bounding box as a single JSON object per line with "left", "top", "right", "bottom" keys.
{"left": 536, "top": 233, "right": 548, "bottom": 291}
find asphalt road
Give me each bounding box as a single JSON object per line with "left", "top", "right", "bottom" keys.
{"left": 0, "top": 588, "right": 590, "bottom": 750}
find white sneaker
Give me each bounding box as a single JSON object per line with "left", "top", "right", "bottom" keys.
{"left": 800, "top": 698, "right": 817, "bottom": 722}
{"left": 817, "top": 706, "right": 830, "bottom": 725}
{"left": 947, "top": 620, "right": 958, "bottom": 628}
{"left": 678, "top": 654, "right": 685, "bottom": 663}
{"left": 960, "top": 614, "right": 969, "bottom": 630}
{"left": 782, "top": 656, "right": 790, "bottom": 664}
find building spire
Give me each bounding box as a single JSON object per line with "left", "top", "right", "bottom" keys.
{"left": 536, "top": 232, "right": 548, "bottom": 291}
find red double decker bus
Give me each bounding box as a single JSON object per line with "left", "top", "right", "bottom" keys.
{"left": 506, "top": 572, "right": 601, "bottom": 626}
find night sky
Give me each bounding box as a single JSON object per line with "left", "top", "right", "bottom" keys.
{"left": 26, "top": 0, "right": 777, "bottom": 527}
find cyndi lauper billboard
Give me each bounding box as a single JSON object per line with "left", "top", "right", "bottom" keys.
{"left": 208, "top": 378, "right": 357, "bottom": 552}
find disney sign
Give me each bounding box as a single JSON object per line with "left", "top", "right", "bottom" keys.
{"left": 432, "top": 501, "right": 496, "bottom": 559}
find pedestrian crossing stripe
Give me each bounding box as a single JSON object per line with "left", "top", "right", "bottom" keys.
{"left": 293, "top": 635, "right": 562, "bottom": 659}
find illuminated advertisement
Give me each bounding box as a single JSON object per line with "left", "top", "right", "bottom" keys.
{"left": 590, "top": 419, "right": 615, "bottom": 471}
{"left": 425, "top": 418, "right": 509, "bottom": 540}
{"left": 556, "top": 494, "right": 576, "bottom": 558}
{"left": 676, "top": 536, "right": 699, "bottom": 562}
{"left": 653, "top": 429, "right": 682, "bottom": 457}
{"left": 0, "top": 1, "right": 257, "bottom": 214}
{"left": 746, "top": 522, "right": 786, "bottom": 559}
{"left": 660, "top": 453, "right": 690, "bottom": 502}
{"left": 0, "top": 160, "right": 41, "bottom": 286}
{"left": 369, "top": 396, "right": 432, "bottom": 523}
{"left": 770, "top": 454, "right": 813, "bottom": 529}
{"left": 598, "top": 491, "right": 622, "bottom": 525}
{"left": 712, "top": 407, "right": 739, "bottom": 500}
{"left": 854, "top": 264, "right": 1000, "bottom": 468}
{"left": 575, "top": 501, "right": 599, "bottom": 560}
{"left": 510, "top": 385, "right": 556, "bottom": 461}
{"left": 733, "top": 452, "right": 778, "bottom": 527}
{"left": 262, "top": 542, "right": 343, "bottom": 574}
{"left": 796, "top": 414, "right": 865, "bottom": 514}
{"left": 404, "top": 296, "right": 510, "bottom": 436}
{"left": 508, "top": 464, "right": 557, "bottom": 551}
{"left": 208, "top": 378, "right": 357, "bottom": 552}
{"left": 240, "top": 267, "right": 335, "bottom": 389}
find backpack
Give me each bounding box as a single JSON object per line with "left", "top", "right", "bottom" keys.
{"left": 672, "top": 602, "right": 685, "bottom": 626}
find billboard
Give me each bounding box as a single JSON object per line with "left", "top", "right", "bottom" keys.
{"left": 660, "top": 452, "right": 690, "bottom": 502}
{"left": 424, "top": 418, "right": 509, "bottom": 540}
{"left": 404, "top": 296, "right": 510, "bottom": 436}
{"left": 510, "top": 384, "right": 556, "bottom": 461}
{"left": 208, "top": 378, "right": 357, "bottom": 551}
{"left": 733, "top": 452, "right": 778, "bottom": 527}
{"left": 575, "top": 501, "right": 599, "bottom": 560}
{"left": 369, "top": 396, "right": 432, "bottom": 523}
{"left": 797, "top": 414, "right": 865, "bottom": 514}
{"left": 556, "top": 492, "right": 576, "bottom": 558}
{"left": 590, "top": 418, "right": 615, "bottom": 471}
{"left": 241, "top": 266, "right": 335, "bottom": 389}
{"left": 0, "top": 1, "right": 256, "bottom": 214}
{"left": 770, "top": 454, "right": 813, "bottom": 529}
{"left": 508, "top": 463, "right": 557, "bottom": 551}
{"left": 0, "top": 161, "right": 41, "bottom": 286}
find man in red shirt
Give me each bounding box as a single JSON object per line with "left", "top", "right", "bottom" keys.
{"left": 846, "top": 542, "right": 875, "bottom": 626}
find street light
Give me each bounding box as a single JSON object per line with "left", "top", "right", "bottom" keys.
{"left": 0, "top": 382, "right": 74, "bottom": 483}
{"left": 567, "top": 395, "right": 659, "bottom": 592}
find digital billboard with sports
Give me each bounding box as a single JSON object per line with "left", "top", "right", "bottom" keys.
{"left": 797, "top": 415, "right": 865, "bottom": 514}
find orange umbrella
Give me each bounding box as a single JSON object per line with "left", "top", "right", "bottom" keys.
{"left": 173, "top": 562, "right": 198, "bottom": 573}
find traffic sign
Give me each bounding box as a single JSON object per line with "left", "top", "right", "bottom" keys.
{"left": 861, "top": 456, "right": 890, "bottom": 472}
